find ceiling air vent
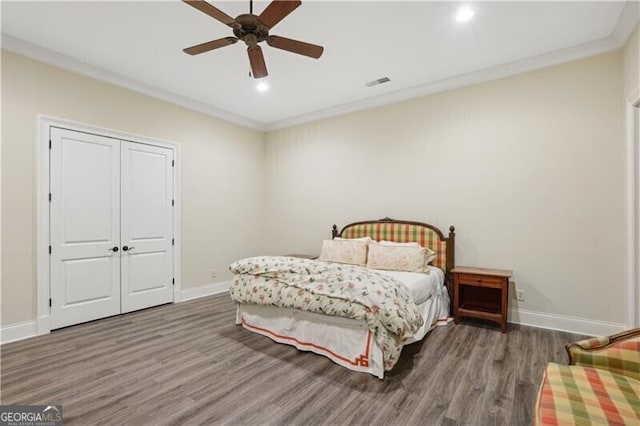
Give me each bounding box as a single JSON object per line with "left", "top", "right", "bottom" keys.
{"left": 366, "top": 77, "right": 391, "bottom": 87}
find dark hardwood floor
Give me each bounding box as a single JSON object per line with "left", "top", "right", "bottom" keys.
{"left": 0, "top": 294, "right": 584, "bottom": 425}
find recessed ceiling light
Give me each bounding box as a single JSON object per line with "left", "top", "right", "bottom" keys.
{"left": 456, "top": 6, "right": 474, "bottom": 23}
{"left": 256, "top": 81, "right": 269, "bottom": 92}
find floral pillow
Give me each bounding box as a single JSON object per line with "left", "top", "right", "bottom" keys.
{"left": 319, "top": 239, "right": 368, "bottom": 266}
{"left": 366, "top": 242, "right": 435, "bottom": 273}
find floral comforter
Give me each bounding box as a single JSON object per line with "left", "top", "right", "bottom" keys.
{"left": 229, "top": 256, "right": 424, "bottom": 370}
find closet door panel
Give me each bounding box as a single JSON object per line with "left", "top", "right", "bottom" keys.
{"left": 120, "top": 141, "right": 174, "bottom": 313}
{"left": 50, "top": 128, "right": 121, "bottom": 329}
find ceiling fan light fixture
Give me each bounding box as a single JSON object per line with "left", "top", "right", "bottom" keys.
{"left": 256, "top": 81, "right": 269, "bottom": 92}
{"left": 456, "top": 6, "right": 474, "bottom": 23}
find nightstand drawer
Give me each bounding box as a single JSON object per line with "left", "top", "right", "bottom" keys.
{"left": 457, "top": 273, "right": 504, "bottom": 288}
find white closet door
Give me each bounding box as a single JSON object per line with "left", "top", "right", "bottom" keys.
{"left": 50, "top": 128, "right": 121, "bottom": 329}
{"left": 120, "top": 141, "right": 174, "bottom": 313}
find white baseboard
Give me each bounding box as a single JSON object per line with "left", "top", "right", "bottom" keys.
{"left": 1, "top": 320, "right": 37, "bottom": 344}
{"left": 173, "top": 288, "right": 183, "bottom": 303}
{"left": 509, "top": 308, "right": 627, "bottom": 337}
{"left": 37, "top": 315, "right": 51, "bottom": 335}
{"left": 0, "top": 294, "right": 626, "bottom": 344}
{"left": 180, "top": 281, "right": 231, "bottom": 302}
{"left": 1, "top": 283, "right": 230, "bottom": 344}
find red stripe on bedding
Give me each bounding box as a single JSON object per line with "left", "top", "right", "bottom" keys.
{"left": 241, "top": 317, "right": 371, "bottom": 367}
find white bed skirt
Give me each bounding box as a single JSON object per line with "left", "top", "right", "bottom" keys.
{"left": 235, "top": 291, "right": 448, "bottom": 379}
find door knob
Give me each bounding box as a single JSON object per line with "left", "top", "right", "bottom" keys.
{"left": 122, "top": 246, "right": 135, "bottom": 251}
{"left": 109, "top": 246, "right": 119, "bottom": 252}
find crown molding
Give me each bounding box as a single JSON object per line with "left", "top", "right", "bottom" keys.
{"left": 611, "top": 0, "right": 639, "bottom": 47}
{"left": 266, "top": 1, "right": 638, "bottom": 131}
{"left": 266, "top": 37, "right": 620, "bottom": 130}
{"left": 266, "top": 24, "right": 637, "bottom": 131}
{"left": 3, "top": 1, "right": 637, "bottom": 133}
{"left": 1, "top": 34, "right": 265, "bottom": 131}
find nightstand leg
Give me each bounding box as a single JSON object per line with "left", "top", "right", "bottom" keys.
{"left": 502, "top": 277, "right": 508, "bottom": 333}
{"left": 453, "top": 275, "right": 459, "bottom": 324}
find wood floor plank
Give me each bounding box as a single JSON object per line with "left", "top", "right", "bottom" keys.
{"left": 1, "top": 294, "right": 586, "bottom": 425}
{"left": 443, "top": 327, "right": 500, "bottom": 422}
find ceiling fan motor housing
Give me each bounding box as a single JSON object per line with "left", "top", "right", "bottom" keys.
{"left": 233, "top": 14, "right": 269, "bottom": 46}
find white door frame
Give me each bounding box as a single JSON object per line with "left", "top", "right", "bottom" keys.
{"left": 627, "top": 88, "right": 640, "bottom": 328}
{"left": 36, "top": 115, "right": 182, "bottom": 335}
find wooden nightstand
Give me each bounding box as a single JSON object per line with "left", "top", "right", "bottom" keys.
{"left": 451, "top": 266, "right": 512, "bottom": 333}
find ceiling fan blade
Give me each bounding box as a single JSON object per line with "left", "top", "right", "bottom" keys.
{"left": 247, "top": 46, "right": 268, "bottom": 79}
{"left": 258, "top": 0, "right": 301, "bottom": 30}
{"left": 183, "top": 37, "right": 238, "bottom": 55}
{"left": 266, "top": 35, "right": 323, "bottom": 59}
{"left": 183, "top": 0, "right": 237, "bottom": 27}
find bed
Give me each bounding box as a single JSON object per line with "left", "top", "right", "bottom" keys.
{"left": 230, "top": 217, "right": 456, "bottom": 379}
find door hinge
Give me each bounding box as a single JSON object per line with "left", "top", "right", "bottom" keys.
{"left": 171, "top": 160, "right": 175, "bottom": 167}
{"left": 48, "top": 245, "right": 52, "bottom": 254}
{"left": 49, "top": 139, "right": 52, "bottom": 149}
{"left": 172, "top": 278, "right": 175, "bottom": 285}
{"left": 172, "top": 199, "right": 174, "bottom": 206}
{"left": 49, "top": 193, "right": 52, "bottom": 202}
{"left": 49, "top": 298, "right": 52, "bottom": 307}
{"left": 172, "top": 238, "right": 175, "bottom": 246}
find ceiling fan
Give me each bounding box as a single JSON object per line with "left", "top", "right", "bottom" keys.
{"left": 182, "top": 0, "right": 324, "bottom": 79}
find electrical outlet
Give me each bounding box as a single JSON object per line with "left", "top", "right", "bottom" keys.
{"left": 516, "top": 289, "right": 525, "bottom": 301}
{"left": 210, "top": 270, "right": 217, "bottom": 279}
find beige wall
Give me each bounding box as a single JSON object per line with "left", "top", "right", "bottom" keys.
{"left": 623, "top": 23, "right": 639, "bottom": 328}
{"left": 0, "top": 46, "right": 630, "bottom": 328}
{"left": 1, "top": 51, "right": 266, "bottom": 325}
{"left": 265, "top": 52, "right": 625, "bottom": 324}
{"left": 624, "top": 26, "right": 639, "bottom": 99}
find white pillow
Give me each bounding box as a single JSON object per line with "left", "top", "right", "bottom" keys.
{"left": 319, "top": 239, "right": 368, "bottom": 266}
{"left": 425, "top": 251, "right": 437, "bottom": 264}
{"left": 366, "top": 242, "right": 435, "bottom": 273}
{"left": 377, "top": 240, "right": 436, "bottom": 264}
{"left": 335, "top": 236, "right": 372, "bottom": 244}
{"left": 378, "top": 240, "right": 420, "bottom": 247}
{"left": 378, "top": 240, "right": 436, "bottom": 265}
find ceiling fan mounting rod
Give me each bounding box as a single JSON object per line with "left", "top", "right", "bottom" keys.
{"left": 250, "top": 0, "right": 253, "bottom": 15}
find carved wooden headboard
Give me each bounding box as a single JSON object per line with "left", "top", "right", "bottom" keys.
{"left": 332, "top": 217, "right": 455, "bottom": 279}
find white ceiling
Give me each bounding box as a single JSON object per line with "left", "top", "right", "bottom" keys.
{"left": 1, "top": 1, "right": 637, "bottom": 130}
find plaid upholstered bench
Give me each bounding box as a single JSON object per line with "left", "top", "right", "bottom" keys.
{"left": 535, "top": 329, "right": 640, "bottom": 425}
